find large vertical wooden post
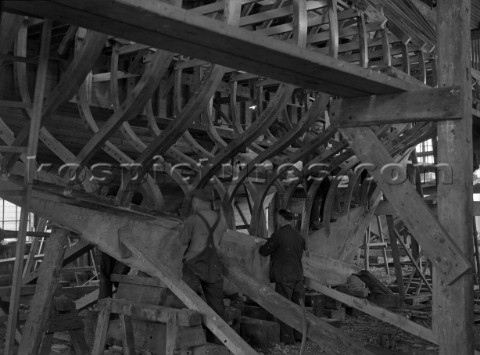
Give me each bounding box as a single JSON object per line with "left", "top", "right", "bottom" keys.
{"left": 433, "top": 1, "right": 474, "bottom": 354}
{"left": 4, "top": 19, "right": 52, "bottom": 355}
{"left": 18, "top": 228, "right": 68, "bottom": 354}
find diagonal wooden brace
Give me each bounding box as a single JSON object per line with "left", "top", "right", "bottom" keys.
{"left": 118, "top": 230, "right": 258, "bottom": 355}
{"left": 339, "top": 126, "right": 471, "bottom": 285}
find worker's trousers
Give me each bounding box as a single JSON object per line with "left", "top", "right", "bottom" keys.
{"left": 275, "top": 281, "right": 305, "bottom": 344}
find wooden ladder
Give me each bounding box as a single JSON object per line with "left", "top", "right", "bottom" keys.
{"left": 39, "top": 297, "right": 89, "bottom": 355}
{"left": 363, "top": 215, "right": 390, "bottom": 275}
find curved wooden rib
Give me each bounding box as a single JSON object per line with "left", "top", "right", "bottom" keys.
{"left": 300, "top": 178, "right": 322, "bottom": 236}
{"left": 304, "top": 125, "right": 425, "bottom": 256}
{"left": 381, "top": 27, "right": 392, "bottom": 66}
{"left": 265, "top": 143, "right": 349, "bottom": 238}
{"left": 418, "top": 50, "right": 427, "bottom": 85}
{"left": 357, "top": 12, "right": 368, "bottom": 68}
{"left": 77, "top": 84, "right": 164, "bottom": 208}
{"left": 196, "top": 84, "right": 295, "bottom": 188}
{"left": 0, "top": 118, "right": 65, "bottom": 186}
{"left": 184, "top": 132, "right": 215, "bottom": 159}
{"left": 328, "top": 0, "right": 339, "bottom": 58}
{"left": 230, "top": 81, "right": 243, "bottom": 135}
{"left": 341, "top": 169, "right": 364, "bottom": 217}
{"left": 198, "top": 0, "right": 313, "bottom": 220}
{"left": 133, "top": 65, "right": 227, "bottom": 181}
{"left": 76, "top": 49, "right": 173, "bottom": 166}
{"left": 322, "top": 157, "right": 359, "bottom": 235}
{"left": 104, "top": 39, "right": 167, "bottom": 205}
{"left": 222, "top": 94, "right": 330, "bottom": 227}
{"left": 281, "top": 135, "right": 345, "bottom": 208}
{"left": 248, "top": 166, "right": 292, "bottom": 237}
{"left": 0, "top": 13, "right": 24, "bottom": 67}
{"left": 39, "top": 128, "right": 99, "bottom": 193}
{"left": 110, "top": 42, "right": 121, "bottom": 110}
{"left": 111, "top": 67, "right": 228, "bottom": 205}
{"left": 111, "top": 56, "right": 199, "bottom": 179}
{"left": 206, "top": 98, "right": 228, "bottom": 148}
{"left": 2, "top": 29, "right": 107, "bottom": 173}
{"left": 6, "top": 23, "right": 99, "bottom": 193}
{"left": 127, "top": 0, "right": 242, "bottom": 184}
{"left": 174, "top": 68, "right": 215, "bottom": 159}
{"left": 402, "top": 43, "right": 411, "bottom": 75}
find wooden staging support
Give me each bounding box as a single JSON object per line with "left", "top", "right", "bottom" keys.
{"left": 433, "top": 0, "right": 474, "bottom": 354}
{"left": 18, "top": 228, "right": 68, "bottom": 354}
{"left": 118, "top": 232, "right": 258, "bottom": 355}
{"left": 4, "top": 19, "right": 52, "bottom": 355}
{"left": 91, "top": 298, "right": 221, "bottom": 355}
{"left": 120, "top": 234, "right": 373, "bottom": 355}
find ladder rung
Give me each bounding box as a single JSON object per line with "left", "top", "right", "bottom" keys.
{"left": 367, "top": 242, "right": 388, "bottom": 247}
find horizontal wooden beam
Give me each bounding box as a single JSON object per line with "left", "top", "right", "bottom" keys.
{"left": 2, "top": 0, "right": 425, "bottom": 97}
{"left": 330, "top": 86, "right": 462, "bottom": 127}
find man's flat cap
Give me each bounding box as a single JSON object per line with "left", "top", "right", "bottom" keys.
{"left": 278, "top": 208, "right": 294, "bottom": 221}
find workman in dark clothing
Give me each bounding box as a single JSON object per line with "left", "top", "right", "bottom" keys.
{"left": 179, "top": 189, "right": 227, "bottom": 325}
{"left": 258, "top": 209, "right": 305, "bottom": 344}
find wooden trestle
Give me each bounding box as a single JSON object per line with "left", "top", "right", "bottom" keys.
{"left": 0, "top": 0, "right": 476, "bottom": 354}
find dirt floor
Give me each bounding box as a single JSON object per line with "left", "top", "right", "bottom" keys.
{"left": 255, "top": 265, "right": 480, "bottom": 355}
{"left": 256, "top": 312, "right": 439, "bottom": 355}
{"left": 1, "top": 301, "right": 479, "bottom": 355}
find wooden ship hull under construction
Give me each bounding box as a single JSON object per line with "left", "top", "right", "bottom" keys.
{"left": 0, "top": 0, "right": 478, "bottom": 353}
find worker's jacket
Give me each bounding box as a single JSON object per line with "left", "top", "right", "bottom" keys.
{"left": 259, "top": 224, "right": 305, "bottom": 283}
